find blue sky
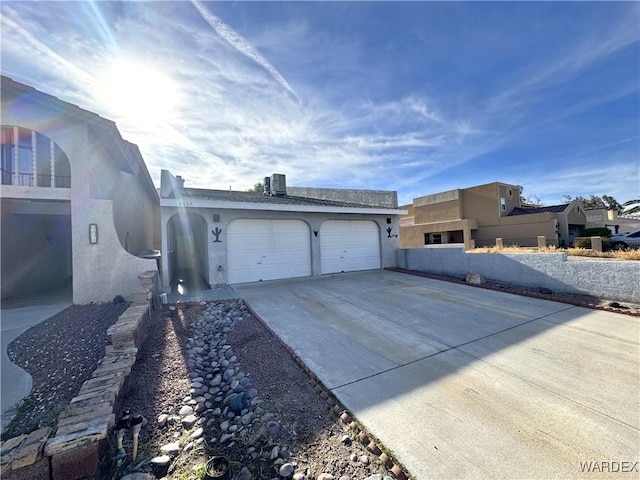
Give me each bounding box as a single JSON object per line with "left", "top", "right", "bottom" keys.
{"left": 2, "top": 1, "right": 638, "bottom": 206}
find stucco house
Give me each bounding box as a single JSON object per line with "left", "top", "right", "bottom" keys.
{"left": 159, "top": 170, "right": 403, "bottom": 291}
{"left": 584, "top": 208, "right": 640, "bottom": 235}
{"left": 400, "top": 182, "right": 586, "bottom": 249}
{"left": 1, "top": 75, "right": 160, "bottom": 304}
{"left": 1, "top": 75, "right": 405, "bottom": 304}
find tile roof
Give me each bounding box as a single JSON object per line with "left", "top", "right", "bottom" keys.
{"left": 180, "top": 188, "right": 382, "bottom": 209}
{"left": 507, "top": 204, "right": 570, "bottom": 216}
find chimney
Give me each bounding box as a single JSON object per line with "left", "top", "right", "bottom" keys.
{"left": 263, "top": 176, "right": 271, "bottom": 195}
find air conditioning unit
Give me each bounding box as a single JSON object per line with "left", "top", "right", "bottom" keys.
{"left": 270, "top": 174, "right": 286, "bottom": 196}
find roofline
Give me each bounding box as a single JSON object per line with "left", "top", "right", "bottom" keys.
{"left": 160, "top": 197, "right": 406, "bottom": 215}
{"left": 2, "top": 75, "right": 159, "bottom": 203}
{"left": 2, "top": 75, "right": 115, "bottom": 126}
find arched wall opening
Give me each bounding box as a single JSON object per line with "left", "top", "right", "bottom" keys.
{"left": 167, "top": 212, "right": 209, "bottom": 293}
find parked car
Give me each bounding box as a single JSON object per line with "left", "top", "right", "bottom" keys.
{"left": 610, "top": 230, "right": 640, "bottom": 250}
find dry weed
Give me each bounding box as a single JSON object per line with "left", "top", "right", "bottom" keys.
{"left": 469, "top": 245, "right": 639, "bottom": 260}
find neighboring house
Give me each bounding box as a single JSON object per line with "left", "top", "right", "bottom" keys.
{"left": 400, "top": 182, "right": 586, "bottom": 249}
{"left": 1, "top": 76, "right": 160, "bottom": 304}
{"left": 584, "top": 208, "right": 640, "bottom": 234}
{"left": 159, "top": 170, "right": 403, "bottom": 289}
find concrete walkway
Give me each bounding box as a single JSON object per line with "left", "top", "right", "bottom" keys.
{"left": 234, "top": 270, "right": 640, "bottom": 480}
{"left": 1, "top": 303, "right": 70, "bottom": 433}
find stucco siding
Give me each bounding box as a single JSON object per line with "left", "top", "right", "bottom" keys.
{"left": 286, "top": 186, "right": 398, "bottom": 208}
{"left": 112, "top": 169, "right": 157, "bottom": 254}
{"left": 397, "top": 247, "right": 639, "bottom": 303}
{"left": 73, "top": 199, "right": 156, "bottom": 303}
{"left": 2, "top": 78, "right": 160, "bottom": 304}
{"left": 414, "top": 199, "right": 461, "bottom": 224}
{"left": 461, "top": 188, "right": 502, "bottom": 225}
{"left": 161, "top": 207, "right": 399, "bottom": 287}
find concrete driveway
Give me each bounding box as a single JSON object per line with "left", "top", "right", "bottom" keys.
{"left": 234, "top": 270, "right": 639, "bottom": 480}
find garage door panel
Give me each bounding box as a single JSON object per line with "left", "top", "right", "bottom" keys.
{"left": 320, "top": 220, "right": 380, "bottom": 274}
{"left": 228, "top": 219, "right": 311, "bottom": 283}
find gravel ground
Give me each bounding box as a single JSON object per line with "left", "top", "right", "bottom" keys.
{"left": 3, "top": 271, "right": 638, "bottom": 478}
{"left": 3, "top": 303, "right": 129, "bottom": 440}
{"left": 103, "top": 300, "right": 395, "bottom": 480}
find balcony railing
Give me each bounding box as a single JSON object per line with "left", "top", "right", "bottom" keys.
{"left": 1, "top": 170, "right": 70, "bottom": 188}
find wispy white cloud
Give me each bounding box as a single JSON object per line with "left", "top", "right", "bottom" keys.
{"left": 521, "top": 160, "right": 639, "bottom": 205}
{"left": 1, "top": 1, "right": 637, "bottom": 203}
{"left": 191, "top": 0, "right": 299, "bottom": 102}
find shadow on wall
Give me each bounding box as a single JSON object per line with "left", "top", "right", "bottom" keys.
{"left": 397, "top": 247, "right": 639, "bottom": 303}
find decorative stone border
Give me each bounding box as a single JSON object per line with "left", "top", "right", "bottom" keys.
{"left": 0, "top": 270, "right": 158, "bottom": 480}
{"left": 242, "top": 300, "right": 413, "bottom": 480}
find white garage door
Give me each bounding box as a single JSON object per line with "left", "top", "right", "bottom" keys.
{"left": 320, "top": 220, "right": 381, "bottom": 274}
{"left": 228, "top": 219, "right": 311, "bottom": 284}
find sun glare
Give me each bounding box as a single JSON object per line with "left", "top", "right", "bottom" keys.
{"left": 96, "top": 59, "right": 180, "bottom": 125}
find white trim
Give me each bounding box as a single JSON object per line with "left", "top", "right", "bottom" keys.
{"left": 160, "top": 197, "right": 406, "bottom": 215}
{"left": 50, "top": 138, "right": 55, "bottom": 187}
{"left": 31, "top": 130, "right": 37, "bottom": 187}
{"left": 0, "top": 184, "right": 71, "bottom": 200}
{"left": 12, "top": 126, "right": 18, "bottom": 185}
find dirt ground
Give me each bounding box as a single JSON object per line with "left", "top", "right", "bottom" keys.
{"left": 102, "top": 302, "right": 396, "bottom": 480}
{"left": 5, "top": 269, "right": 638, "bottom": 479}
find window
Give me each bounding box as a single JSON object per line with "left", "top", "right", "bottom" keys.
{"left": 507, "top": 188, "right": 513, "bottom": 199}
{"left": 500, "top": 197, "right": 506, "bottom": 211}
{"left": 425, "top": 233, "right": 442, "bottom": 244}
{"left": 1, "top": 125, "right": 70, "bottom": 188}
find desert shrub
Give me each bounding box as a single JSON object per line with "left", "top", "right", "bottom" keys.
{"left": 573, "top": 237, "right": 612, "bottom": 250}
{"left": 578, "top": 227, "right": 612, "bottom": 238}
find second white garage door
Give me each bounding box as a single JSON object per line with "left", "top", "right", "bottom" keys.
{"left": 320, "top": 220, "right": 381, "bottom": 274}
{"left": 228, "top": 219, "right": 311, "bottom": 284}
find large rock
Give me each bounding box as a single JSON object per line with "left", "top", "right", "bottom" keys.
{"left": 465, "top": 271, "right": 485, "bottom": 285}
{"left": 279, "top": 463, "right": 295, "bottom": 478}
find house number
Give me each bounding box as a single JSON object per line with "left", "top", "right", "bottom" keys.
{"left": 177, "top": 201, "right": 192, "bottom": 207}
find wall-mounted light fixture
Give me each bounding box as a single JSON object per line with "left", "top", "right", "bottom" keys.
{"left": 386, "top": 226, "right": 398, "bottom": 238}
{"left": 89, "top": 223, "right": 98, "bottom": 244}
{"left": 313, "top": 230, "right": 319, "bottom": 237}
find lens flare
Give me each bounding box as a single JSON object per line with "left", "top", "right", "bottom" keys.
{"left": 95, "top": 58, "right": 180, "bottom": 125}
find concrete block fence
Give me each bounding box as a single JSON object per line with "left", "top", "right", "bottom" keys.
{"left": 397, "top": 247, "right": 639, "bottom": 303}
{"left": 0, "top": 271, "right": 158, "bottom": 480}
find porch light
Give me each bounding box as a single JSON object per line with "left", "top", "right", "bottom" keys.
{"left": 89, "top": 223, "right": 98, "bottom": 244}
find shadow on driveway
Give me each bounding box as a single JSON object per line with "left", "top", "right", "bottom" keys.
{"left": 234, "top": 270, "right": 639, "bottom": 480}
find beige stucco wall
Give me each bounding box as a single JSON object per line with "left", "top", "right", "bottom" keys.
{"left": 72, "top": 200, "right": 157, "bottom": 303}
{"left": 462, "top": 183, "right": 520, "bottom": 225}
{"left": 414, "top": 199, "right": 461, "bottom": 224}
{"left": 400, "top": 204, "right": 414, "bottom": 218}
{"left": 2, "top": 84, "right": 159, "bottom": 303}
{"left": 399, "top": 219, "right": 478, "bottom": 248}
{"left": 398, "top": 182, "right": 566, "bottom": 248}
{"left": 111, "top": 169, "right": 157, "bottom": 255}
{"left": 481, "top": 213, "right": 557, "bottom": 247}
{"left": 585, "top": 209, "right": 640, "bottom": 233}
